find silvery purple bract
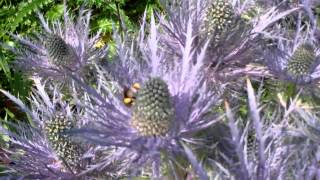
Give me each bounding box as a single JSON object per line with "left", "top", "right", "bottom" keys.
{"left": 0, "top": 79, "right": 92, "bottom": 179}
{"left": 6, "top": 4, "right": 107, "bottom": 84}
{"left": 1, "top": 0, "right": 320, "bottom": 179}
{"left": 69, "top": 9, "right": 220, "bottom": 178}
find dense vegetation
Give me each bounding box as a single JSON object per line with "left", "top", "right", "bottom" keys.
{"left": 1, "top": 0, "right": 320, "bottom": 179}
{"left": 0, "top": 0, "right": 159, "bottom": 120}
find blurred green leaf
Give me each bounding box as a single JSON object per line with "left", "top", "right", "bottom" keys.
{"left": 45, "top": 4, "right": 64, "bottom": 21}
{"left": 0, "top": 56, "right": 11, "bottom": 79}
{"left": 10, "top": 0, "right": 53, "bottom": 32}
{"left": 4, "top": 108, "right": 15, "bottom": 119}
{"left": 96, "top": 19, "right": 113, "bottom": 32}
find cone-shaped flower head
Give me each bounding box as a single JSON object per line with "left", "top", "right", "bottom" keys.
{"left": 287, "top": 43, "right": 316, "bottom": 77}
{"left": 45, "top": 113, "right": 82, "bottom": 168}
{"left": 44, "top": 34, "right": 78, "bottom": 69}
{"left": 131, "top": 78, "right": 174, "bottom": 136}
{"left": 0, "top": 79, "right": 91, "bottom": 179}
{"left": 261, "top": 2, "right": 320, "bottom": 85}
{"left": 159, "top": 0, "right": 297, "bottom": 80}
{"left": 205, "top": 0, "right": 234, "bottom": 32}
{"left": 246, "top": 130, "right": 258, "bottom": 162}
{"left": 264, "top": 40, "right": 320, "bottom": 85}
{"left": 7, "top": 5, "right": 107, "bottom": 83}
{"left": 67, "top": 11, "right": 221, "bottom": 178}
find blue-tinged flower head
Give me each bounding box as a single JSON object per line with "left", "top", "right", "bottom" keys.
{"left": 44, "top": 34, "right": 78, "bottom": 69}
{"left": 262, "top": 0, "right": 320, "bottom": 85}
{"left": 203, "top": 0, "right": 235, "bottom": 35}
{"left": 264, "top": 38, "right": 320, "bottom": 85}
{"left": 0, "top": 79, "right": 93, "bottom": 179}
{"left": 7, "top": 3, "right": 107, "bottom": 84}
{"left": 131, "top": 78, "right": 174, "bottom": 136}
{"left": 68, "top": 10, "right": 221, "bottom": 178}
{"left": 287, "top": 43, "right": 317, "bottom": 77}
{"left": 0, "top": 123, "right": 77, "bottom": 179}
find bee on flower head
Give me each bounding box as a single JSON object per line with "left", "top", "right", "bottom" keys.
{"left": 123, "top": 82, "right": 141, "bottom": 106}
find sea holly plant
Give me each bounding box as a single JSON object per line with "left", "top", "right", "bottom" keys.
{"left": 0, "top": 79, "right": 92, "bottom": 179}
{"left": 130, "top": 78, "right": 174, "bottom": 136}
{"left": 1, "top": 0, "right": 320, "bottom": 179}
{"left": 263, "top": 30, "right": 320, "bottom": 86}
{"left": 3, "top": 3, "right": 108, "bottom": 87}
{"left": 208, "top": 78, "right": 320, "bottom": 179}
{"left": 158, "top": 0, "right": 300, "bottom": 81}
{"left": 255, "top": 0, "right": 320, "bottom": 107}
{"left": 156, "top": 0, "right": 302, "bottom": 119}
{"left": 266, "top": 94, "right": 320, "bottom": 179}
{"left": 262, "top": 31, "right": 320, "bottom": 106}
{"left": 66, "top": 11, "right": 221, "bottom": 178}
{"left": 261, "top": 0, "right": 320, "bottom": 84}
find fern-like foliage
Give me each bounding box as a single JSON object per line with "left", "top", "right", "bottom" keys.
{"left": 10, "top": 0, "right": 52, "bottom": 31}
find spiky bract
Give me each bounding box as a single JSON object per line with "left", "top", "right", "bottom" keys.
{"left": 287, "top": 43, "right": 316, "bottom": 77}
{"left": 131, "top": 78, "right": 174, "bottom": 136}
{"left": 7, "top": 6, "right": 108, "bottom": 84}
{"left": 45, "top": 113, "right": 82, "bottom": 168}
{"left": 0, "top": 80, "right": 94, "bottom": 179}
{"left": 64, "top": 5, "right": 223, "bottom": 178}
{"left": 3, "top": 0, "right": 320, "bottom": 179}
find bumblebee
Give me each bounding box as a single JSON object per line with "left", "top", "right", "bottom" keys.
{"left": 123, "top": 83, "right": 141, "bottom": 106}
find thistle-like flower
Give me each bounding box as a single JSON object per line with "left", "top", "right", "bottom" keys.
{"left": 287, "top": 43, "right": 317, "bottom": 78}
{"left": 131, "top": 78, "right": 174, "bottom": 136}
{"left": 6, "top": 3, "right": 107, "bottom": 85}
{"left": 262, "top": 0, "right": 320, "bottom": 85}
{"left": 0, "top": 79, "right": 91, "bottom": 179}
{"left": 45, "top": 113, "right": 83, "bottom": 169}
{"left": 159, "top": 0, "right": 300, "bottom": 83}
{"left": 67, "top": 10, "right": 221, "bottom": 178}
{"left": 0, "top": 123, "right": 77, "bottom": 179}
{"left": 44, "top": 34, "right": 78, "bottom": 69}
{"left": 207, "top": 79, "right": 320, "bottom": 179}
{"left": 2, "top": 0, "right": 319, "bottom": 179}
{"left": 264, "top": 40, "right": 320, "bottom": 85}
{"left": 204, "top": 0, "right": 234, "bottom": 34}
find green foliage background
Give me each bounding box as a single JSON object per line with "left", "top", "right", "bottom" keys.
{"left": 0, "top": 0, "right": 160, "bottom": 121}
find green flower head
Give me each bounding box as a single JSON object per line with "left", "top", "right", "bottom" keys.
{"left": 205, "top": 0, "right": 234, "bottom": 32}
{"left": 287, "top": 43, "right": 316, "bottom": 77}
{"left": 45, "top": 113, "right": 82, "bottom": 168}
{"left": 131, "top": 78, "right": 174, "bottom": 136}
